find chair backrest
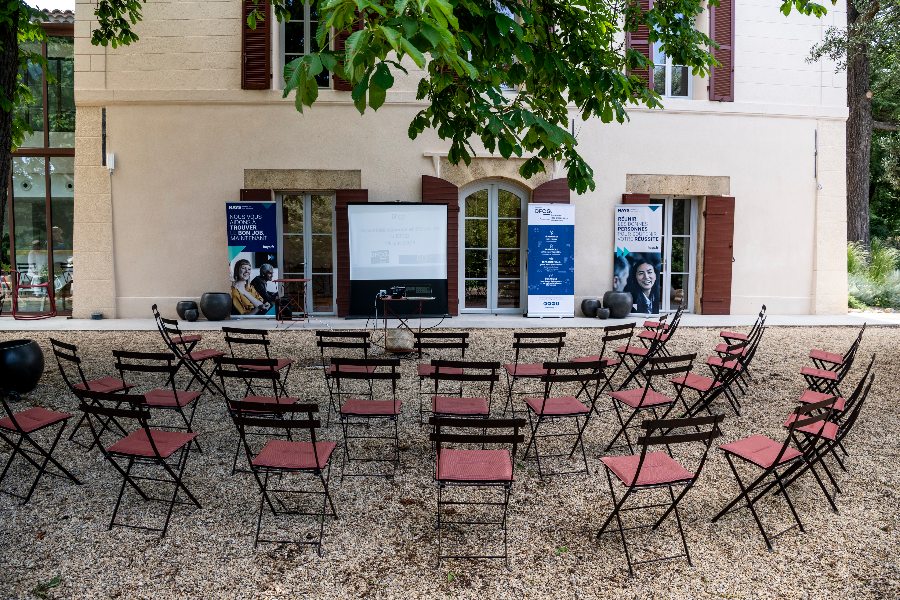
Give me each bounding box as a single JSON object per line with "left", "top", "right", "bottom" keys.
{"left": 214, "top": 356, "right": 283, "bottom": 401}
{"left": 783, "top": 396, "right": 838, "bottom": 464}
{"left": 831, "top": 371, "right": 874, "bottom": 445}
{"left": 113, "top": 350, "right": 178, "bottom": 393}
{"left": 330, "top": 357, "right": 402, "bottom": 394}
{"left": 222, "top": 327, "right": 272, "bottom": 360}
{"left": 49, "top": 337, "right": 90, "bottom": 391}
{"left": 834, "top": 354, "right": 876, "bottom": 423}
{"left": 158, "top": 317, "right": 189, "bottom": 354}
{"left": 835, "top": 323, "right": 867, "bottom": 382}
{"left": 229, "top": 400, "right": 324, "bottom": 468}
{"left": 316, "top": 330, "right": 370, "bottom": 369}
{"left": 629, "top": 413, "right": 724, "bottom": 489}
{"left": 511, "top": 331, "right": 565, "bottom": 366}
{"left": 415, "top": 332, "right": 469, "bottom": 360}
{"left": 536, "top": 361, "right": 607, "bottom": 415}
{"left": 429, "top": 416, "right": 526, "bottom": 476}
{"left": 598, "top": 323, "right": 635, "bottom": 357}
{"left": 75, "top": 390, "right": 161, "bottom": 458}
{"left": 644, "top": 353, "right": 696, "bottom": 396}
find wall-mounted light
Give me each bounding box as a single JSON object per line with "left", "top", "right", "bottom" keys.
{"left": 107, "top": 153, "right": 115, "bottom": 172}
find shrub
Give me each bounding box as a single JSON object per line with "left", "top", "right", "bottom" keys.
{"left": 847, "top": 238, "right": 900, "bottom": 309}
{"left": 869, "top": 238, "right": 900, "bottom": 284}
{"left": 847, "top": 242, "right": 868, "bottom": 277}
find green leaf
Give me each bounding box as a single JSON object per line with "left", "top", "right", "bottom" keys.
{"left": 372, "top": 62, "right": 395, "bottom": 90}
{"left": 352, "top": 71, "right": 371, "bottom": 114}
{"left": 370, "top": 81, "right": 387, "bottom": 110}
{"left": 399, "top": 37, "right": 427, "bottom": 68}
{"left": 380, "top": 25, "right": 402, "bottom": 51}
{"left": 419, "top": 22, "right": 443, "bottom": 49}
{"left": 395, "top": 0, "right": 409, "bottom": 14}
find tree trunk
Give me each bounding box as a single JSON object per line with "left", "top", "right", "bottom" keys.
{"left": 0, "top": 11, "right": 17, "bottom": 266}
{"left": 846, "top": 0, "right": 872, "bottom": 249}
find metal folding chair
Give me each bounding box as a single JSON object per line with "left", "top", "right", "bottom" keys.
{"left": 158, "top": 317, "right": 225, "bottom": 396}
{"left": 719, "top": 304, "right": 767, "bottom": 344}
{"left": 77, "top": 390, "right": 201, "bottom": 538}
{"left": 427, "top": 359, "right": 500, "bottom": 423}
{"left": 430, "top": 416, "right": 525, "bottom": 570}
{"left": 712, "top": 396, "right": 839, "bottom": 550}
{"left": 222, "top": 327, "right": 295, "bottom": 397}
{"left": 809, "top": 323, "right": 866, "bottom": 372}
{"left": 520, "top": 360, "right": 605, "bottom": 478}
{"left": 152, "top": 304, "right": 203, "bottom": 382}
{"left": 501, "top": 332, "right": 565, "bottom": 417}
{"left": 315, "top": 330, "right": 371, "bottom": 427}
{"left": 670, "top": 351, "right": 744, "bottom": 418}
{"left": 230, "top": 400, "right": 338, "bottom": 555}
{"left": 571, "top": 322, "right": 633, "bottom": 402}
{"left": 0, "top": 389, "right": 80, "bottom": 504}
{"left": 415, "top": 332, "right": 469, "bottom": 425}
{"left": 711, "top": 323, "right": 767, "bottom": 395}
{"left": 637, "top": 304, "right": 684, "bottom": 357}
{"left": 614, "top": 319, "right": 671, "bottom": 390}
{"left": 801, "top": 324, "right": 865, "bottom": 397}
{"left": 597, "top": 414, "right": 724, "bottom": 576}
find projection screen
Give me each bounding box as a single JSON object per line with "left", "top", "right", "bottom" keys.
{"left": 348, "top": 204, "right": 448, "bottom": 280}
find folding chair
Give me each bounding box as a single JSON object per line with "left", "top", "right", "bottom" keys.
{"left": 571, "top": 323, "right": 632, "bottom": 400}
{"left": 77, "top": 390, "right": 201, "bottom": 538}
{"left": 152, "top": 304, "right": 203, "bottom": 381}
{"left": 520, "top": 360, "right": 605, "bottom": 478}
{"left": 809, "top": 323, "right": 866, "bottom": 372}
{"left": 801, "top": 324, "right": 865, "bottom": 397}
{"left": 711, "top": 324, "right": 767, "bottom": 394}
{"left": 712, "top": 396, "right": 839, "bottom": 550}
{"left": 428, "top": 359, "right": 500, "bottom": 423}
{"left": 637, "top": 305, "right": 684, "bottom": 357}
{"left": 315, "top": 330, "right": 371, "bottom": 426}
{"left": 796, "top": 353, "right": 875, "bottom": 438}
{"left": 415, "top": 332, "right": 469, "bottom": 425}
{"left": 605, "top": 354, "right": 696, "bottom": 454}
{"left": 501, "top": 332, "right": 565, "bottom": 417}
{"left": 597, "top": 414, "right": 724, "bottom": 576}
{"left": 222, "top": 327, "right": 295, "bottom": 397}
{"left": 719, "top": 304, "right": 767, "bottom": 344}
{"left": 670, "top": 351, "right": 743, "bottom": 418}
{"left": 50, "top": 338, "right": 134, "bottom": 449}
{"left": 0, "top": 389, "right": 80, "bottom": 504}
{"left": 230, "top": 400, "right": 338, "bottom": 555}
{"left": 333, "top": 358, "right": 402, "bottom": 480}
{"left": 614, "top": 321, "right": 669, "bottom": 390}
{"left": 158, "top": 317, "right": 226, "bottom": 396}
{"left": 215, "top": 356, "right": 299, "bottom": 475}
{"left": 113, "top": 350, "right": 203, "bottom": 452}
{"left": 430, "top": 416, "right": 526, "bottom": 570}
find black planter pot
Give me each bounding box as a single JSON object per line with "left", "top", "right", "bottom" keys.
{"left": 184, "top": 309, "right": 199, "bottom": 322}
{"left": 603, "top": 291, "right": 633, "bottom": 319}
{"left": 200, "top": 293, "right": 231, "bottom": 321}
{"left": 0, "top": 339, "right": 45, "bottom": 395}
{"left": 580, "top": 298, "right": 601, "bottom": 318}
{"left": 175, "top": 301, "right": 198, "bottom": 320}
{"left": 596, "top": 308, "right": 610, "bottom": 320}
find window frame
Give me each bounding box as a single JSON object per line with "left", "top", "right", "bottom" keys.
{"left": 279, "top": 1, "right": 330, "bottom": 89}
{"left": 652, "top": 50, "right": 693, "bottom": 99}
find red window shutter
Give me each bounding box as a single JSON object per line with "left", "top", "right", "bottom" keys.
{"left": 240, "top": 189, "right": 273, "bottom": 202}
{"left": 332, "top": 12, "right": 364, "bottom": 91}
{"left": 422, "top": 175, "right": 460, "bottom": 315}
{"left": 701, "top": 196, "right": 735, "bottom": 315}
{"left": 241, "top": 0, "right": 270, "bottom": 90}
{"left": 709, "top": 0, "right": 735, "bottom": 101}
{"left": 621, "top": 193, "right": 650, "bottom": 204}
{"left": 334, "top": 189, "right": 367, "bottom": 317}
{"left": 532, "top": 179, "right": 570, "bottom": 204}
{"left": 626, "top": 0, "right": 653, "bottom": 88}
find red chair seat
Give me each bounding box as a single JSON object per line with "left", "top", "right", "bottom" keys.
{"left": 252, "top": 440, "right": 336, "bottom": 469}
{"left": 638, "top": 331, "right": 669, "bottom": 342}
{"left": 107, "top": 429, "right": 197, "bottom": 458}
{"left": 74, "top": 377, "right": 134, "bottom": 393}
{"left": 643, "top": 321, "right": 669, "bottom": 331}
{"left": 706, "top": 356, "right": 742, "bottom": 371}
{"left": 237, "top": 395, "right": 299, "bottom": 412}
{"left": 608, "top": 388, "right": 674, "bottom": 408}
{"left": 670, "top": 373, "right": 722, "bottom": 391}
{"left": 417, "top": 364, "right": 464, "bottom": 377}
{"left": 719, "top": 434, "right": 801, "bottom": 468}
{"left": 0, "top": 407, "right": 71, "bottom": 433}
{"left": 437, "top": 449, "right": 512, "bottom": 482}
{"left": 782, "top": 415, "right": 838, "bottom": 441}
{"left": 601, "top": 451, "right": 693, "bottom": 486}
{"left": 525, "top": 395, "right": 589, "bottom": 415}
{"left": 615, "top": 345, "right": 649, "bottom": 357}
{"left": 327, "top": 364, "right": 377, "bottom": 375}
{"left": 341, "top": 398, "right": 401, "bottom": 416}
{"left": 798, "top": 389, "right": 846, "bottom": 411}
{"left": 504, "top": 363, "right": 551, "bottom": 377}
{"left": 240, "top": 358, "right": 294, "bottom": 371}
{"left": 187, "top": 349, "right": 225, "bottom": 361}
{"left": 720, "top": 331, "right": 748, "bottom": 341}
{"left": 432, "top": 396, "right": 489, "bottom": 416}
{"left": 714, "top": 343, "right": 747, "bottom": 356}
{"left": 171, "top": 334, "right": 201, "bottom": 345}
{"left": 800, "top": 366, "right": 837, "bottom": 381}
{"left": 809, "top": 349, "right": 843, "bottom": 365}
{"left": 144, "top": 389, "right": 202, "bottom": 407}
{"left": 571, "top": 355, "right": 619, "bottom": 366}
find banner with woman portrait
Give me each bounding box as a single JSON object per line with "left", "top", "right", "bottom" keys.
{"left": 614, "top": 205, "right": 663, "bottom": 315}
{"left": 227, "top": 202, "right": 279, "bottom": 317}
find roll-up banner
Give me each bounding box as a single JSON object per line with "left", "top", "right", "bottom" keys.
{"left": 614, "top": 205, "right": 663, "bottom": 315}
{"left": 527, "top": 203, "right": 575, "bottom": 317}
{"left": 227, "top": 202, "right": 279, "bottom": 317}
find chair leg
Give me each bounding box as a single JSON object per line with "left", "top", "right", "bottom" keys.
{"left": 712, "top": 455, "right": 774, "bottom": 551}
{"left": 19, "top": 421, "right": 80, "bottom": 503}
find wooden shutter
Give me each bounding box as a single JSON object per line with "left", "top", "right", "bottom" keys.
{"left": 701, "top": 196, "right": 735, "bottom": 315}
{"left": 332, "top": 12, "right": 364, "bottom": 91}
{"left": 621, "top": 193, "right": 650, "bottom": 204}
{"left": 709, "top": 0, "right": 735, "bottom": 101}
{"left": 240, "top": 189, "right": 273, "bottom": 202}
{"left": 532, "top": 179, "right": 570, "bottom": 204}
{"left": 625, "top": 0, "right": 653, "bottom": 88}
{"left": 334, "top": 189, "right": 367, "bottom": 316}
{"left": 422, "top": 175, "right": 459, "bottom": 315}
{"left": 241, "top": 0, "right": 270, "bottom": 90}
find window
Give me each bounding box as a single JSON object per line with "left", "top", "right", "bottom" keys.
{"left": 278, "top": 193, "right": 335, "bottom": 313}
{"left": 282, "top": 0, "right": 329, "bottom": 88}
{"left": 652, "top": 42, "right": 691, "bottom": 98}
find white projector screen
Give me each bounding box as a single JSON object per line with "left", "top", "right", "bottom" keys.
{"left": 348, "top": 204, "right": 448, "bottom": 280}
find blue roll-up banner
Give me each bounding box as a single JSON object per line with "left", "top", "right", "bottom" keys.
{"left": 227, "top": 202, "right": 279, "bottom": 317}
{"left": 527, "top": 203, "right": 575, "bottom": 317}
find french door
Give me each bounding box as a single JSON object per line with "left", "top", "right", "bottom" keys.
{"left": 277, "top": 193, "right": 336, "bottom": 314}
{"left": 459, "top": 181, "right": 527, "bottom": 313}
{"left": 652, "top": 196, "right": 698, "bottom": 313}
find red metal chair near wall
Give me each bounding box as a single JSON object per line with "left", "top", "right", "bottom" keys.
{"left": 6, "top": 270, "right": 57, "bottom": 320}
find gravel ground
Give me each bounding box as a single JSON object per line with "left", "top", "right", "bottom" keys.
{"left": 1, "top": 325, "right": 898, "bottom": 600}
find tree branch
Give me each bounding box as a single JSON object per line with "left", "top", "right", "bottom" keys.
{"left": 874, "top": 121, "right": 900, "bottom": 131}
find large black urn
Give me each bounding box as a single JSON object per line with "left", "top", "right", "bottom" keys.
{"left": 603, "top": 291, "right": 633, "bottom": 319}
{"left": 580, "top": 298, "right": 601, "bottom": 318}
{"left": 175, "top": 300, "right": 198, "bottom": 320}
{"left": 0, "top": 339, "right": 45, "bottom": 394}
{"left": 200, "top": 292, "right": 231, "bottom": 321}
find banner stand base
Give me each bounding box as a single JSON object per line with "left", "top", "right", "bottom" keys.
{"left": 525, "top": 313, "right": 575, "bottom": 318}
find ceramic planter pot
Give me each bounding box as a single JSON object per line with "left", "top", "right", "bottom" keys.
{"left": 176, "top": 301, "right": 198, "bottom": 320}
{"left": 603, "top": 291, "right": 633, "bottom": 319}
{"left": 200, "top": 292, "right": 231, "bottom": 321}
{"left": 184, "top": 309, "right": 199, "bottom": 322}
{"left": 0, "top": 339, "right": 45, "bottom": 394}
{"left": 596, "top": 308, "right": 610, "bottom": 320}
{"left": 580, "top": 298, "right": 601, "bottom": 318}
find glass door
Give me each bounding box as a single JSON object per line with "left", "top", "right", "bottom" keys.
{"left": 653, "top": 196, "right": 698, "bottom": 312}
{"left": 460, "top": 182, "right": 526, "bottom": 313}
{"left": 278, "top": 193, "right": 335, "bottom": 314}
